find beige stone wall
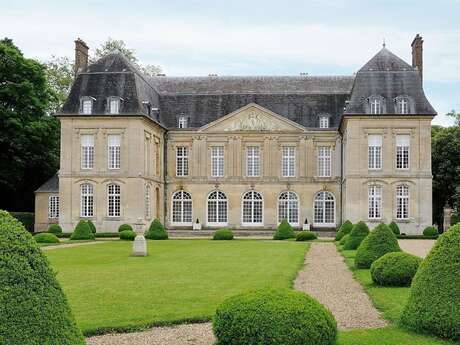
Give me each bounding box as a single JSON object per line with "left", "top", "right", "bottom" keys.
{"left": 34, "top": 192, "right": 59, "bottom": 232}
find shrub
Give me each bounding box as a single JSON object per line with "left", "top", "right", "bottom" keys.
{"left": 213, "top": 289, "right": 337, "bottom": 345}
{"left": 10, "top": 212, "right": 34, "bottom": 232}
{"left": 354, "top": 223, "right": 401, "bottom": 268}
{"left": 47, "top": 223, "right": 62, "bottom": 235}
{"left": 422, "top": 226, "right": 438, "bottom": 237}
{"left": 119, "top": 229, "right": 136, "bottom": 241}
{"left": 145, "top": 218, "right": 168, "bottom": 240}
{"left": 400, "top": 224, "right": 460, "bottom": 341}
{"left": 296, "top": 231, "right": 317, "bottom": 241}
{"left": 370, "top": 252, "right": 422, "bottom": 286}
{"left": 34, "top": 232, "right": 60, "bottom": 244}
{"left": 0, "top": 210, "right": 85, "bottom": 344}
{"left": 87, "top": 219, "right": 97, "bottom": 233}
{"left": 451, "top": 213, "right": 460, "bottom": 226}
{"left": 335, "top": 220, "right": 353, "bottom": 241}
{"left": 118, "top": 223, "right": 133, "bottom": 232}
{"left": 343, "top": 221, "right": 369, "bottom": 250}
{"left": 389, "top": 221, "right": 400, "bottom": 235}
{"left": 339, "top": 234, "right": 350, "bottom": 246}
{"left": 70, "top": 220, "right": 95, "bottom": 240}
{"left": 273, "top": 219, "right": 295, "bottom": 240}
{"left": 213, "top": 229, "right": 234, "bottom": 240}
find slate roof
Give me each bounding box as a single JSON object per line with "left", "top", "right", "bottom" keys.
{"left": 35, "top": 174, "right": 59, "bottom": 193}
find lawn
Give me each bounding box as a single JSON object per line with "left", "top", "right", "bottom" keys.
{"left": 46, "top": 239, "right": 308, "bottom": 335}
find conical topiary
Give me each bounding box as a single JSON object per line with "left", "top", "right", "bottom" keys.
{"left": 70, "top": 220, "right": 95, "bottom": 240}
{"left": 339, "top": 234, "right": 350, "bottom": 246}
{"left": 273, "top": 219, "right": 295, "bottom": 240}
{"left": 354, "top": 223, "right": 401, "bottom": 268}
{"left": 388, "top": 221, "right": 400, "bottom": 235}
{"left": 343, "top": 221, "right": 369, "bottom": 250}
{"left": 145, "top": 218, "right": 168, "bottom": 240}
{"left": 400, "top": 224, "right": 460, "bottom": 341}
{"left": 0, "top": 210, "right": 85, "bottom": 345}
{"left": 87, "top": 220, "right": 97, "bottom": 234}
{"left": 335, "top": 220, "right": 353, "bottom": 241}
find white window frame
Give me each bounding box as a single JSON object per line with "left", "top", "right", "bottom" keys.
{"left": 397, "top": 98, "right": 409, "bottom": 114}
{"left": 176, "top": 146, "right": 189, "bottom": 177}
{"left": 107, "top": 134, "right": 121, "bottom": 169}
{"left": 319, "top": 116, "right": 329, "bottom": 128}
{"left": 246, "top": 146, "right": 260, "bottom": 177}
{"left": 368, "top": 185, "right": 383, "bottom": 220}
{"left": 317, "top": 146, "right": 331, "bottom": 177}
{"left": 368, "top": 135, "right": 383, "bottom": 170}
{"left": 108, "top": 97, "right": 121, "bottom": 114}
{"left": 48, "top": 195, "right": 59, "bottom": 219}
{"left": 313, "top": 191, "right": 336, "bottom": 227}
{"left": 370, "top": 98, "right": 382, "bottom": 114}
{"left": 282, "top": 146, "right": 296, "bottom": 177}
{"left": 206, "top": 190, "right": 228, "bottom": 226}
{"left": 171, "top": 190, "right": 193, "bottom": 225}
{"left": 145, "top": 184, "right": 151, "bottom": 219}
{"left": 107, "top": 183, "right": 121, "bottom": 217}
{"left": 277, "top": 191, "right": 299, "bottom": 226}
{"left": 211, "top": 146, "right": 224, "bottom": 177}
{"left": 396, "top": 184, "right": 410, "bottom": 220}
{"left": 178, "top": 115, "right": 188, "bottom": 129}
{"left": 396, "top": 135, "right": 410, "bottom": 170}
{"left": 241, "top": 191, "right": 263, "bottom": 226}
{"left": 80, "top": 97, "right": 94, "bottom": 115}
{"left": 80, "top": 183, "right": 94, "bottom": 217}
{"left": 81, "top": 134, "right": 94, "bottom": 170}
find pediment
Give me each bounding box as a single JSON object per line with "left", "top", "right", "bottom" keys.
{"left": 199, "top": 103, "right": 306, "bottom": 133}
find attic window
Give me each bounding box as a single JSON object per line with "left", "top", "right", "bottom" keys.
{"left": 396, "top": 97, "right": 410, "bottom": 114}
{"left": 178, "top": 115, "right": 189, "bottom": 129}
{"left": 369, "top": 96, "right": 383, "bottom": 115}
{"left": 319, "top": 115, "right": 329, "bottom": 128}
{"left": 107, "top": 96, "right": 122, "bottom": 114}
{"left": 80, "top": 97, "right": 95, "bottom": 115}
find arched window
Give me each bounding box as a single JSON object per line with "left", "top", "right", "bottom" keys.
{"left": 172, "top": 190, "right": 192, "bottom": 224}
{"left": 314, "top": 191, "right": 335, "bottom": 226}
{"left": 107, "top": 184, "right": 121, "bottom": 217}
{"left": 80, "top": 183, "right": 94, "bottom": 217}
{"left": 145, "top": 184, "right": 151, "bottom": 219}
{"left": 242, "top": 191, "right": 263, "bottom": 225}
{"left": 396, "top": 184, "right": 409, "bottom": 220}
{"left": 278, "top": 191, "right": 299, "bottom": 226}
{"left": 369, "top": 96, "right": 384, "bottom": 114}
{"left": 207, "top": 190, "right": 228, "bottom": 225}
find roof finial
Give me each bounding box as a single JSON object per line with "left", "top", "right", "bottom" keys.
{"left": 382, "top": 38, "right": 386, "bottom": 48}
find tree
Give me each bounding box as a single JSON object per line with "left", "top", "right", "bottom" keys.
{"left": 0, "top": 38, "right": 60, "bottom": 212}
{"left": 447, "top": 110, "right": 460, "bottom": 126}
{"left": 43, "top": 56, "right": 74, "bottom": 113}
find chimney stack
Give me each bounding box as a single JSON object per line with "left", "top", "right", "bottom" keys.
{"left": 74, "top": 38, "right": 89, "bottom": 76}
{"left": 411, "top": 34, "right": 423, "bottom": 82}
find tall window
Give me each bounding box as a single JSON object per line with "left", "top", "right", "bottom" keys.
{"left": 48, "top": 196, "right": 59, "bottom": 219}
{"left": 246, "top": 146, "right": 260, "bottom": 177}
{"left": 368, "top": 185, "right": 382, "bottom": 219}
{"left": 108, "top": 97, "right": 120, "bottom": 114}
{"left": 397, "top": 98, "right": 409, "bottom": 114}
{"left": 107, "top": 184, "right": 121, "bottom": 217}
{"left": 282, "top": 147, "right": 295, "bottom": 177}
{"left": 396, "top": 135, "right": 410, "bottom": 169}
{"left": 178, "top": 115, "right": 188, "bottom": 128}
{"left": 396, "top": 184, "right": 409, "bottom": 220}
{"left": 368, "top": 135, "right": 382, "bottom": 170}
{"left": 81, "top": 135, "right": 94, "bottom": 169}
{"left": 145, "top": 184, "right": 151, "bottom": 219}
{"left": 176, "top": 146, "right": 189, "bottom": 176}
{"left": 211, "top": 146, "right": 224, "bottom": 177}
{"left": 314, "top": 191, "right": 335, "bottom": 226}
{"left": 80, "top": 97, "right": 93, "bottom": 114}
{"left": 317, "top": 146, "right": 331, "bottom": 177}
{"left": 370, "top": 97, "right": 382, "bottom": 114}
{"left": 319, "top": 116, "right": 329, "bottom": 128}
{"left": 172, "top": 190, "right": 192, "bottom": 224}
{"left": 242, "top": 191, "right": 263, "bottom": 225}
{"left": 278, "top": 191, "right": 299, "bottom": 225}
{"left": 108, "top": 135, "right": 121, "bottom": 169}
{"left": 80, "top": 184, "right": 94, "bottom": 217}
{"left": 207, "top": 190, "right": 228, "bottom": 225}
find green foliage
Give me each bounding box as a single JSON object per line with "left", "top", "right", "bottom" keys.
{"left": 296, "top": 231, "right": 317, "bottom": 241}
{"left": 118, "top": 224, "right": 133, "bottom": 232}
{"left": 34, "top": 232, "right": 60, "bottom": 244}
{"left": 423, "top": 226, "right": 438, "bottom": 237}
{"left": 355, "top": 223, "right": 401, "bottom": 268}
{"left": 87, "top": 220, "right": 96, "bottom": 234}
{"left": 10, "top": 212, "right": 34, "bottom": 232}
{"left": 451, "top": 213, "right": 460, "bottom": 225}
{"left": 119, "top": 230, "right": 136, "bottom": 241}
{"left": 370, "top": 252, "right": 422, "bottom": 286}
{"left": 47, "top": 223, "right": 62, "bottom": 235}
{"left": 0, "top": 210, "right": 85, "bottom": 344}
{"left": 70, "top": 220, "right": 95, "bottom": 240}
{"left": 213, "top": 229, "right": 234, "bottom": 240}
{"left": 335, "top": 220, "right": 353, "bottom": 241}
{"left": 401, "top": 224, "right": 460, "bottom": 341}
{"left": 343, "top": 221, "right": 369, "bottom": 250}
{"left": 446, "top": 110, "right": 460, "bottom": 126}
{"left": 389, "top": 221, "right": 400, "bottom": 235}
{"left": 145, "top": 219, "right": 168, "bottom": 240}
{"left": 340, "top": 234, "right": 350, "bottom": 245}
{"left": 273, "top": 219, "right": 295, "bottom": 240}
{"left": 213, "top": 288, "right": 337, "bottom": 345}
{"left": 43, "top": 55, "right": 74, "bottom": 113}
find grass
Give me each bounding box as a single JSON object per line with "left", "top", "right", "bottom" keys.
{"left": 45, "top": 239, "right": 308, "bottom": 335}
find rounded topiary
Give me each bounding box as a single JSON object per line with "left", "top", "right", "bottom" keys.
{"left": 296, "top": 231, "right": 317, "bottom": 241}
{"left": 273, "top": 219, "right": 295, "bottom": 240}
{"left": 213, "top": 228, "right": 234, "bottom": 240}
{"left": 370, "top": 252, "right": 422, "bottom": 286}
{"left": 118, "top": 223, "right": 133, "bottom": 233}
{"left": 34, "top": 232, "right": 60, "bottom": 244}
{"left": 0, "top": 210, "right": 85, "bottom": 344}
{"left": 119, "top": 229, "right": 136, "bottom": 241}
{"left": 213, "top": 289, "right": 337, "bottom": 345}
{"left": 70, "top": 220, "right": 95, "bottom": 240}
{"left": 87, "top": 219, "right": 97, "bottom": 234}
{"left": 339, "top": 234, "right": 350, "bottom": 246}
{"left": 145, "top": 218, "right": 168, "bottom": 240}
{"left": 423, "top": 226, "right": 438, "bottom": 237}
{"left": 354, "top": 223, "right": 401, "bottom": 268}
{"left": 389, "top": 221, "right": 400, "bottom": 235}
{"left": 335, "top": 220, "right": 353, "bottom": 241}
{"left": 400, "top": 224, "right": 460, "bottom": 341}
{"left": 343, "top": 221, "right": 369, "bottom": 250}
{"left": 47, "top": 224, "right": 63, "bottom": 235}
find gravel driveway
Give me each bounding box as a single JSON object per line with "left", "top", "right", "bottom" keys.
{"left": 398, "top": 239, "right": 435, "bottom": 258}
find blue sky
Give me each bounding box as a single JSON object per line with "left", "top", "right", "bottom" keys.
{"left": 1, "top": 0, "right": 459, "bottom": 125}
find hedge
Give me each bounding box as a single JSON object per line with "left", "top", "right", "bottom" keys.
{"left": 119, "top": 230, "right": 136, "bottom": 241}
{"left": 118, "top": 224, "right": 133, "bottom": 233}
{"left": 343, "top": 221, "right": 369, "bottom": 250}
{"left": 273, "top": 219, "right": 295, "bottom": 240}
{"left": 34, "top": 233, "right": 60, "bottom": 244}
{"left": 296, "top": 231, "right": 317, "bottom": 241}
{"left": 47, "top": 224, "right": 62, "bottom": 235}
{"left": 422, "top": 226, "right": 438, "bottom": 237}
{"left": 0, "top": 210, "right": 85, "bottom": 344}
{"left": 213, "top": 229, "right": 234, "bottom": 240}
{"left": 339, "top": 234, "right": 350, "bottom": 246}
{"left": 335, "top": 220, "right": 353, "bottom": 241}
{"left": 145, "top": 219, "right": 168, "bottom": 240}
{"left": 213, "top": 289, "right": 337, "bottom": 345}
{"left": 370, "top": 252, "right": 422, "bottom": 286}
{"left": 388, "top": 221, "right": 400, "bottom": 235}
{"left": 10, "top": 212, "right": 34, "bottom": 233}
{"left": 70, "top": 220, "right": 95, "bottom": 240}
{"left": 87, "top": 220, "right": 97, "bottom": 234}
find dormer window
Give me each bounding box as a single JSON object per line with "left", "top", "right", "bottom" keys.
{"left": 369, "top": 96, "right": 384, "bottom": 114}
{"left": 107, "top": 96, "right": 122, "bottom": 114}
{"left": 319, "top": 115, "right": 329, "bottom": 128}
{"left": 80, "top": 97, "right": 95, "bottom": 115}
{"left": 396, "top": 97, "right": 410, "bottom": 114}
{"left": 178, "top": 115, "right": 189, "bottom": 129}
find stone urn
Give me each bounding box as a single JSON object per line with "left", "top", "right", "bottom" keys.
{"left": 302, "top": 218, "right": 311, "bottom": 231}
{"left": 132, "top": 217, "right": 147, "bottom": 257}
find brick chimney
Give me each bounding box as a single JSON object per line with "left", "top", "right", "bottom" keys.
{"left": 411, "top": 34, "right": 423, "bottom": 82}
{"left": 74, "top": 38, "right": 89, "bottom": 76}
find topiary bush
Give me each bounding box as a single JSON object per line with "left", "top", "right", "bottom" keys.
{"left": 87, "top": 219, "right": 97, "bottom": 234}
{"left": 339, "top": 234, "right": 350, "bottom": 246}
{"left": 10, "top": 212, "right": 35, "bottom": 233}
{"left": 335, "top": 220, "right": 353, "bottom": 241}
{"left": 400, "top": 224, "right": 460, "bottom": 341}
{"left": 213, "top": 228, "right": 234, "bottom": 240}
{"left": 118, "top": 223, "right": 133, "bottom": 233}
{"left": 422, "top": 226, "right": 438, "bottom": 237}
{"left": 273, "top": 219, "right": 295, "bottom": 240}
{"left": 343, "top": 221, "right": 369, "bottom": 250}
{"left": 47, "top": 223, "right": 63, "bottom": 235}
{"left": 296, "top": 231, "right": 317, "bottom": 241}
{"left": 213, "top": 288, "right": 337, "bottom": 345}
{"left": 389, "top": 221, "right": 400, "bottom": 235}
{"left": 354, "top": 223, "right": 401, "bottom": 268}
{"left": 0, "top": 210, "right": 85, "bottom": 344}
{"left": 119, "top": 229, "right": 136, "bottom": 241}
{"left": 370, "top": 252, "right": 422, "bottom": 286}
{"left": 34, "top": 232, "right": 60, "bottom": 244}
{"left": 145, "top": 218, "right": 168, "bottom": 240}
{"left": 70, "top": 220, "right": 95, "bottom": 240}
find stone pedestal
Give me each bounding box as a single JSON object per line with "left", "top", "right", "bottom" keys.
{"left": 193, "top": 222, "right": 202, "bottom": 230}
{"left": 303, "top": 224, "right": 311, "bottom": 231}
{"left": 132, "top": 235, "right": 147, "bottom": 256}
{"left": 443, "top": 204, "right": 453, "bottom": 232}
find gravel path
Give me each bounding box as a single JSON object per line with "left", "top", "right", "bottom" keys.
{"left": 398, "top": 239, "right": 435, "bottom": 258}
{"left": 41, "top": 241, "right": 109, "bottom": 251}
{"left": 294, "top": 243, "right": 387, "bottom": 329}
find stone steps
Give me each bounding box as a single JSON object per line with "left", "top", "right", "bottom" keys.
{"left": 168, "top": 229, "right": 337, "bottom": 238}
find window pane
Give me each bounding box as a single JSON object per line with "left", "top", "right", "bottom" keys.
{"left": 108, "top": 135, "right": 121, "bottom": 169}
